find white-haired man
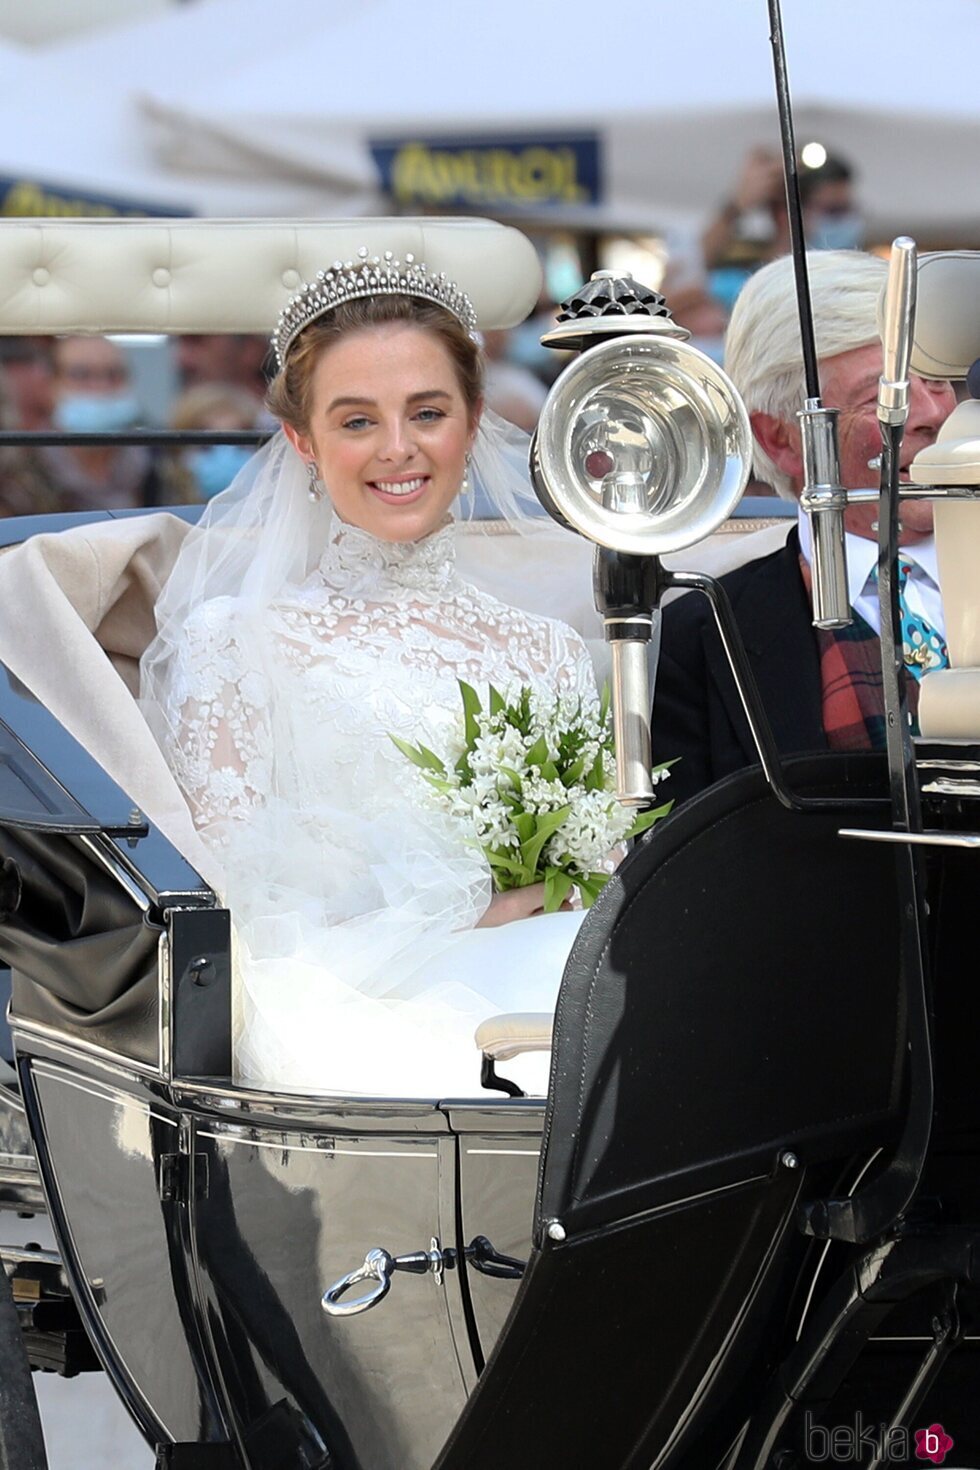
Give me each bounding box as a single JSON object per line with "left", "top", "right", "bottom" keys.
{"left": 651, "top": 250, "right": 955, "bottom": 805}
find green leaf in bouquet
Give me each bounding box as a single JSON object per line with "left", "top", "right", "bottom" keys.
{"left": 584, "top": 749, "right": 606, "bottom": 792}
{"left": 390, "top": 735, "right": 447, "bottom": 775}
{"left": 515, "top": 811, "right": 537, "bottom": 844}
{"left": 485, "top": 848, "right": 530, "bottom": 880}
{"left": 543, "top": 866, "right": 574, "bottom": 913}
{"left": 421, "top": 773, "right": 455, "bottom": 795}
{"left": 560, "top": 754, "right": 587, "bottom": 788}
{"left": 573, "top": 870, "right": 611, "bottom": 908}
{"left": 488, "top": 683, "right": 506, "bottom": 717}
{"left": 626, "top": 800, "right": 673, "bottom": 838}
{"left": 499, "top": 764, "right": 523, "bottom": 794}
{"left": 599, "top": 681, "right": 611, "bottom": 725}
{"left": 525, "top": 733, "right": 549, "bottom": 769}
{"left": 560, "top": 725, "right": 586, "bottom": 761}
{"left": 520, "top": 805, "right": 571, "bottom": 875}
{"left": 458, "top": 679, "right": 483, "bottom": 749}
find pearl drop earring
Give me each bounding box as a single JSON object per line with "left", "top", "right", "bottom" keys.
{"left": 306, "top": 460, "right": 325, "bottom": 502}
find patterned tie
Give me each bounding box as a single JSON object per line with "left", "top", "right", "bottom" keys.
{"left": 890, "top": 559, "right": 949, "bottom": 682}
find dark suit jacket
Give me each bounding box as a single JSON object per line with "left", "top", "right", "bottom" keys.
{"left": 651, "top": 528, "right": 829, "bottom": 806}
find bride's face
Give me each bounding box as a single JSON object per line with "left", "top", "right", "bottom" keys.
{"left": 285, "top": 322, "right": 479, "bottom": 543}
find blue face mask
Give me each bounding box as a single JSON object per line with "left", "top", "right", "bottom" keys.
{"left": 188, "top": 444, "right": 254, "bottom": 500}
{"left": 708, "top": 266, "right": 754, "bottom": 315}
{"left": 53, "top": 393, "right": 140, "bottom": 434}
{"left": 808, "top": 210, "right": 864, "bottom": 252}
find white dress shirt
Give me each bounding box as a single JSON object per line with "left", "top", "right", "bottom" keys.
{"left": 797, "top": 510, "right": 945, "bottom": 639}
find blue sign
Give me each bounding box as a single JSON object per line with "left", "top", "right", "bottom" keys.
{"left": 0, "top": 176, "right": 192, "bottom": 219}
{"left": 370, "top": 134, "right": 601, "bottom": 211}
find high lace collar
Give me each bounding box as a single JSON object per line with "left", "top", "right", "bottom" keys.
{"left": 316, "top": 518, "right": 459, "bottom": 598}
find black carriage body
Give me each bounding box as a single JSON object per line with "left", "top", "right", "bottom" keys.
{"left": 438, "top": 756, "right": 980, "bottom": 1469}
{"left": 3, "top": 512, "right": 980, "bottom": 1468}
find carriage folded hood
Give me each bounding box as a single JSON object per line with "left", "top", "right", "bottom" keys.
{"left": 0, "top": 514, "right": 221, "bottom": 890}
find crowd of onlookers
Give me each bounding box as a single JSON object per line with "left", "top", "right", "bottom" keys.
{"left": 0, "top": 149, "right": 863, "bottom": 518}
{"left": 0, "top": 331, "right": 271, "bottom": 517}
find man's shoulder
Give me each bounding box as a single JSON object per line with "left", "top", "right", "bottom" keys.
{"left": 663, "top": 528, "right": 800, "bottom": 635}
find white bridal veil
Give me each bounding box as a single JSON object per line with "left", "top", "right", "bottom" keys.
{"left": 141, "top": 407, "right": 544, "bottom": 731}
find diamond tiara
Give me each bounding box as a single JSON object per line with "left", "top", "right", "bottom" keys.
{"left": 272, "top": 245, "right": 479, "bottom": 369}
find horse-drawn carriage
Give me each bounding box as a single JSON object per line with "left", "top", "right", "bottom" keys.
{"left": 1, "top": 208, "right": 979, "bottom": 1470}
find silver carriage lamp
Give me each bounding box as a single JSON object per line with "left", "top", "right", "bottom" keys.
{"left": 530, "top": 271, "right": 752, "bottom": 805}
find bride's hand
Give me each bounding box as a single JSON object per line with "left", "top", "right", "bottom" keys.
{"left": 476, "top": 883, "right": 570, "bottom": 928}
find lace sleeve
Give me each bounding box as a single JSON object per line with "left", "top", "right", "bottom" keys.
{"left": 551, "top": 619, "right": 601, "bottom": 706}
{"left": 160, "top": 599, "right": 274, "bottom": 845}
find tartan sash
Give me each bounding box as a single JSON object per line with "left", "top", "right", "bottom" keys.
{"left": 799, "top": 557, "right": 919, "bottom": 751}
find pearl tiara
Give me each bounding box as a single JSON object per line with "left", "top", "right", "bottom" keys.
{"left": 272, "top": 245, "right": 479, "bottom": 370}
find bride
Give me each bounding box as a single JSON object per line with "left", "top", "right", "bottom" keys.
{"left": 141, "top": 245, "right": 600, "bottom": 1097}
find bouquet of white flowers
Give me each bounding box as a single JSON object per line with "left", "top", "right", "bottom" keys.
{"left": 392, "top": 681, "right": 671, "bottom": 913}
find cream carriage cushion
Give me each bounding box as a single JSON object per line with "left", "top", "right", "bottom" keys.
{"left": 0, "top": 216, "right": 542, "bottom": 335}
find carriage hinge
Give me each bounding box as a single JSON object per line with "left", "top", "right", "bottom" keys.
{"left": 158, "top": 1151, "right": 209, "bottom": 1204}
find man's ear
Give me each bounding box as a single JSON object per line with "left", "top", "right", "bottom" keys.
{"left": 282, "top": 421, "right": 314, "bottom": 463}
{"left": 750, "top": 411, "right": 804, "bottom": 482}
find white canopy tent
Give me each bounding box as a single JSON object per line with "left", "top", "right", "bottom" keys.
{"left": 136, "top": 0, "right": 980, "bottom": 239}
{"left": 0, "top": 34, "right": 45, "bottom": 107}
{"left": 0, "top": 0, "right": 382, "bottom": 217}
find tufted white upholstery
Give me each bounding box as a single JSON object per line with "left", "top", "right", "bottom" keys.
{"left": 0, "top": 216, "right": 542, "bottom": 336}
{"left": 917, "top": 498, "right": 980, "bottom": 739}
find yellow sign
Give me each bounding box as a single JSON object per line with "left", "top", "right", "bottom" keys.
{"left": 0, "top": 178, "right": 188, "bottom": 219}
{"left": 372, "top": 137, "right": 600, "bottom": 209}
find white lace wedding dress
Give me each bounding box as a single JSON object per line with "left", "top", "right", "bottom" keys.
{"left": 159, "top": 518, "right": 597, "bottom": 1097}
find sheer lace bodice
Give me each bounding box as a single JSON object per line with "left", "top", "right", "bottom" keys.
{"left": 151, "top": 519, "right": 596, "bottom": 1096}
{"left": 167, "top": 520, "right": 595, "bottom": 844}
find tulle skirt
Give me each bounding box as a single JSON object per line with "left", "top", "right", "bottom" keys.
{"left": 233, "top": 907, "right": 585, "bottom": 1098}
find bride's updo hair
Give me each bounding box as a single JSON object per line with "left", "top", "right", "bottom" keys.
{"left": 266, "top": 295, "right": 484, "bottom": 434}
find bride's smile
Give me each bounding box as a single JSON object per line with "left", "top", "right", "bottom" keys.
{"left": 283, "top": 320, "right": 480, "bottom": 544}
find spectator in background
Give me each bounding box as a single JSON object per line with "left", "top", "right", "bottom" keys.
{"left": 176, "top": 333, "right": 271, "bottom": 400}
{"left": 702, "top": 147, "right": 860, "bottom": 311}
{"left": 482, "top": 328, "right": 548, "bottom": 433}
{"left": 0, "top": 339, "right": 58, "bottom": 517}
{"left": 0, "top": 339, "right": 55, "bottom": 431}
{"left": 506, "top": 291, "right": 569, "bottom": 388}
{"left": 23, "top": 336, "right": 191, "bottom": 512}
{"left": 0, "top": 368, "right": 57, "bottom": 517}
{"left": 660, "top": 262, "right": 729, "bottom": 366}
{"left": 170, "top": 382, "right": 263, "bottom": 501}
{"left": 43, "top": 336, "right": 150, "bottom": 509}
